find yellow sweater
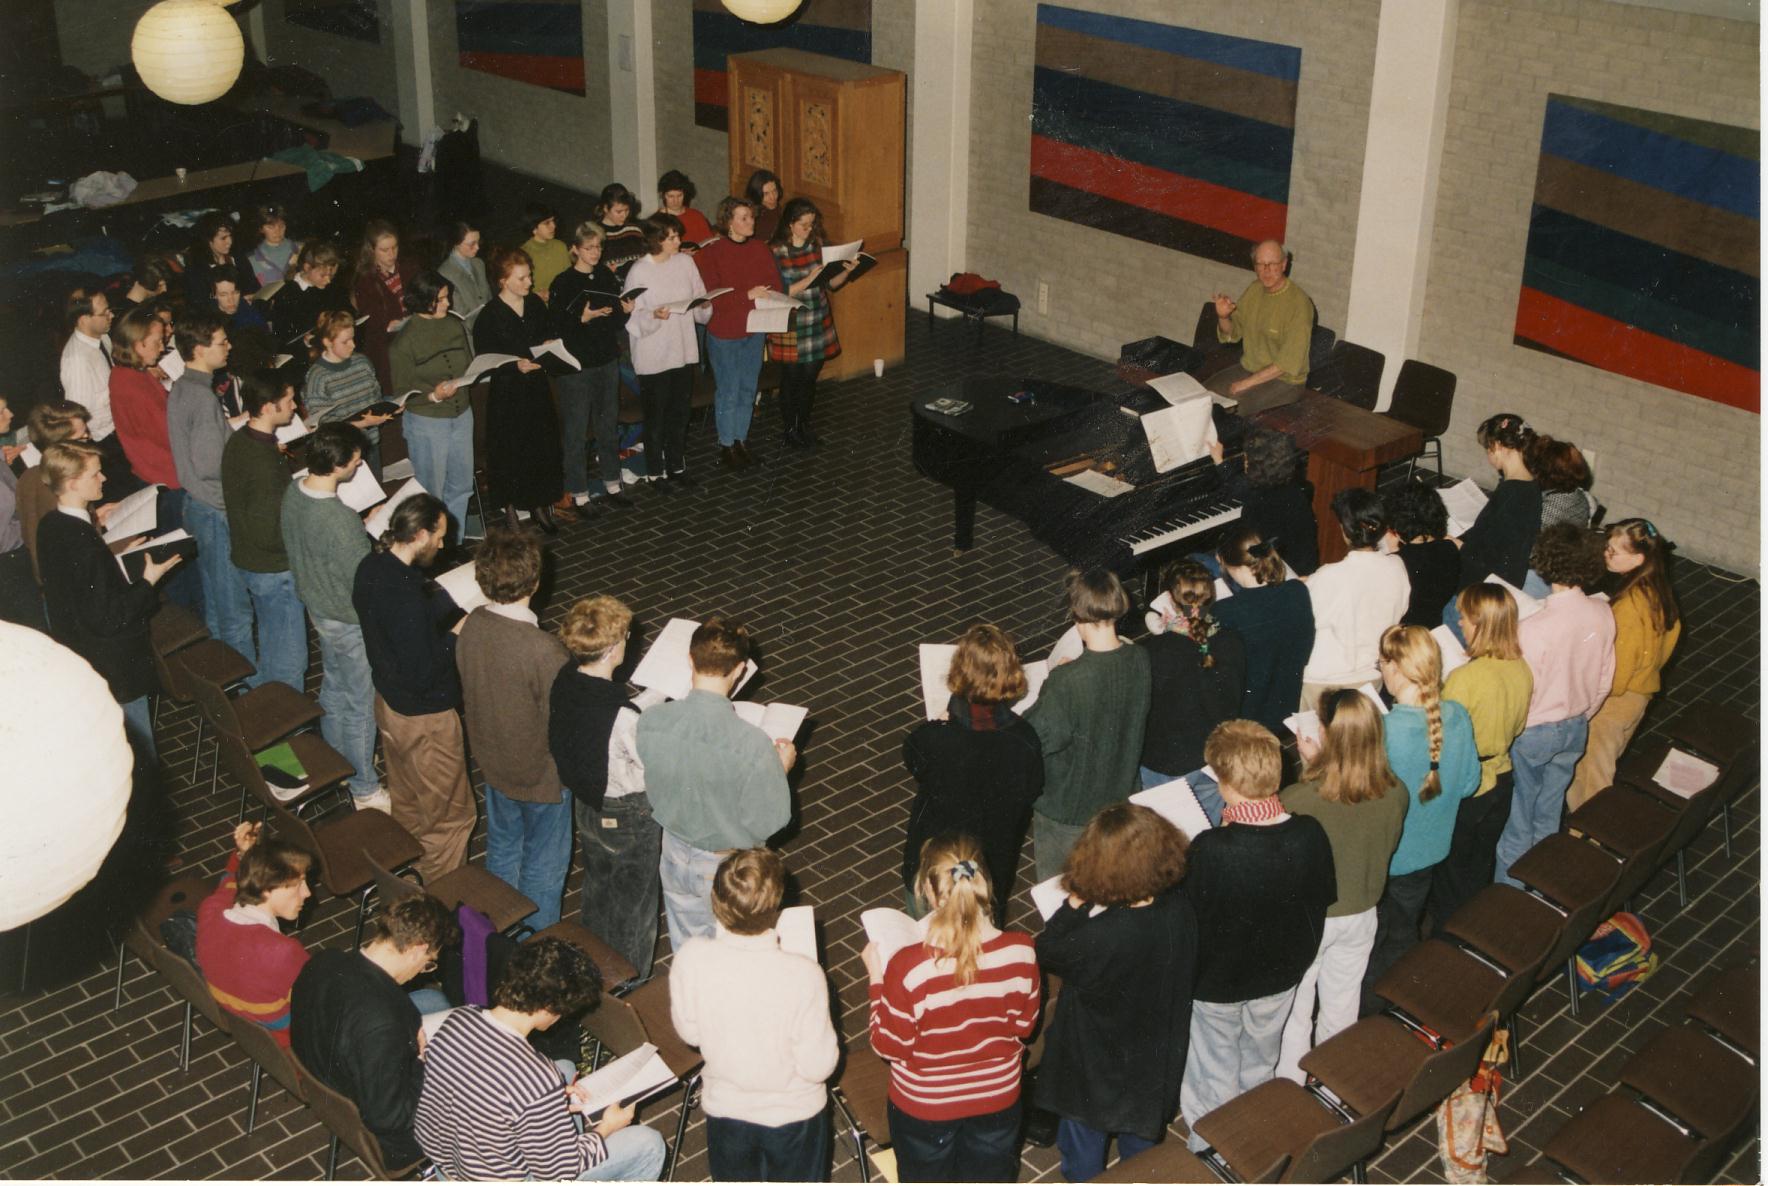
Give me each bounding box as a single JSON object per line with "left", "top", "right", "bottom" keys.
{"left": 1609, "top": 587, "right": 1680, "bottom": 697}
{"left": 522, "top": 237, "right": 572, "bottom": 299}
{"left": 1219, "top": 279, "right": 1313, "bottom": 384}
{"left": 1444, "top": 656, "right": 1533, "bottom": 796}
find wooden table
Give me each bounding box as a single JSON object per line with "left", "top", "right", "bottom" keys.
{"left": 1253, "top": 392, "right": 1421, "bottom": 564}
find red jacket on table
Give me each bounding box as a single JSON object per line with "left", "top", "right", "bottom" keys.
{"left": 195, "top": 851, "right": 309, "bottom": 1046}
{"left": 868, "top": 930, "right": 1040, "bottom": 1120}
{"left": 109, "top": 367, "right": 180, "bottom": 488}
{"left": 692, "top": 235, "right": 784, "bottom": 340}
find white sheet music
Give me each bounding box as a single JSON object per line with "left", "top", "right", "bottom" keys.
{"left": 1141, "top": 400, "right": 1219, "bottom": 473}
{"left": 630, "top": 617, "right": 757, "bottom": 701}
{"left": 1433, "top": 624, "right": 1471, "bottom": 676}
{"left": 1129, "top": 777, "right": 1214, "bottom": 840}
{"left": 432, "top": 562, "right": 488, "bottom": 613}
{"left": 1146, "top": 371, "right": 1211, "bottom": 406}
{"left": 1064, "top": 469, "right": 1135, "bottom": 497}
{"left": 746, "top": 305, "right": 796, "bottom": 334}
{"left": 776, "top": 905, "right": 816, "bottom": 961}
{"left": 733, "top": 700, "right": 808, "bottom": 742}
{"left": 100, "top": 484, "right": 161, "bottom": 544}
{"left": 1651, "top": 748, "right": 1720, "bottom": 799}
{"left": 821, "top": 240, "right": 864, "bottom": 264}
{"left": 1439, "top": 479, "right": 1489, "bottom": 537}
{"left": 363, "top": 477, "right": 428, "bottom": 538}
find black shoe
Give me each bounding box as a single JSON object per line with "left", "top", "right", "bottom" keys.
{"left": 1021, "top": 1103, "right": 1059, "bottom": 1148}
{"left": 800, "top": 424, "right": 821, "bottom": 447}
{"left": 671, "top": 470, "right": 699, "bottom": 490}
{"left": 783, "top": 427, "right": 807, "bottom": 449}
{"left": 599, "top": 491, "right": 636, "bottom": 509}
{"left": 656, "top": 477, "right": 682, "bottom": 496}
{"left": 720, "top": 446, "right": 737, "bottom": 469}
{"left": 532, "top": 505, "right": 559, "bottom": 535}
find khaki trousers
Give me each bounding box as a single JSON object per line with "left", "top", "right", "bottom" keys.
{"left": 374, "top": 695, "right": 476, "bottom": 882}
{"left": 1565, "top": 690, "right": 1651, "bottom": 813}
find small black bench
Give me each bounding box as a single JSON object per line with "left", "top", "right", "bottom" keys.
{"left": 926, "top": 288, "right": 1020, "bottom": 343}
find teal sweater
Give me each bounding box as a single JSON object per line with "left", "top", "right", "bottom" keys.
{"left": 281, "top": 481, "right": 370, "bottom": 623}
{"left": 1027, "top": 643, "right": 1152, "bottom": 825}
{"left": 1384, "top": 700, "right": 1481, "bottom": 875}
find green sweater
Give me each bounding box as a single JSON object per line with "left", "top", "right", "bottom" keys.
{"left": 1279, "top": 778, "right": 1408, "bottom": 917}
{"left": 388, "top": 314, "right": 473, "bottom": 419}
{"left": 1220, "top": 279, "right": 1314, "bottom": 384}
{"left": 280, "top": 480, "right": 371, "bottom": 623}
{"left": 220, "top": 428, "right": 289, "bottom": 573}
{"left": 1027, "top": 643, "right": 1151, "bottom": 825}
{"left": 523, "top": 237, "right": 572, "bottom": 298}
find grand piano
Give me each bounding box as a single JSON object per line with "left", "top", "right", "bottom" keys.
{"left": 910, "top": 376, "right": 1247, "bottom": 577}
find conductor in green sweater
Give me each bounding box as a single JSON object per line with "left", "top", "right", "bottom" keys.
{"left": 220, "top": 372, "right": 307, "bottom": 692}
{"left": 1027, "top": 569, "right": 1152, "bottom": 881}
{"left": 1205, "top": 239, "right": 1314, "bottom": 416}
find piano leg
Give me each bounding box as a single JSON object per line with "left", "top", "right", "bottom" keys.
{"left": 1307, "top": 452, "right": 1378, "bottom": 566}
{"left": 952, "top": 483, "right": 978, "bottom": 550}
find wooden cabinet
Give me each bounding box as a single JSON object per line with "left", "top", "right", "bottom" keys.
{"left": 728, "top": 48, "right": 905, "bottom": 381}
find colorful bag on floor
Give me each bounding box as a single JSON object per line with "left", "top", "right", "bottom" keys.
{"left": 1574, "top": 912, "right": 1658, "bottom": 1002}
{"left": 1437, "top": 1028, "right": 1509, "bottom": 1183}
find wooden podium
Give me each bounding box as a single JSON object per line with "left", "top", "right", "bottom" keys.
{"left": 726, "top": 48, "right": 906, "bottom": 382}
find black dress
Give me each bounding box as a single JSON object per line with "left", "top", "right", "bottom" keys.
{"left": 1141, "top": 626, "right": 1247, "bottom": 777}
{"left": 1213, "top": 581, "right": 1315, "bottom": 733}
{"left": 1399, "top": 538, "right": 1463, "bottom": 627}
{"left": 37, "top": 510, "right": 159, "bottom": 703}
{"left": 1034, "top": 889, "right": 1198, "bottom": 1140}
{"left": 1457, "top": 478, "right": 1542, "bottom": 589}
{"left": 900, "top": 696, "right": 1044, "bottom": 918}
{"left": 473, "top": 295, "right": 564, "bottom": 511}
{"left": 1220, "top": 464, "right": 1320, "bottom": 576}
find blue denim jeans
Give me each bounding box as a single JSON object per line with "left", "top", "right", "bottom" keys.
{"left": 1496, "top": 716, "right": 1589, "bottom": 886}
{"left": 659, "top": 829, "right": 722, "bottom": 953}
{"left": 706, "top": 1109, "right": 830, "bottom": 1182}
{"left": 888, "top": 1099, "right": 1022, "bottom": 1183}
{"left": 311, "top": 615, "right": 379, "bottom": 798}
{"left": 183, "top": 497, "right": 254, "bottom": 669}
{"left": 402, "top": 409, "right": 475, "bottom": 544}
{"left": 485, "top": 783, "right": 574, "bottom": 929}
{"left": 556, "top": 362, "right": 624, "bottom": 496}
{"left": 1056, "top": 1119, "right": 1154, "bottom": 1184}
{"left": 707, "top": 332, "right": 764, "bottom": 446}
{"left": 580, "top": 1125, "right": 667, "bottom": 1180}
{"left": 575, "top": 793, "right": 662, "bottom": 983}
{"left": 122, "top": 694, "right": 157, "bottom": 766}
{"left": 239, "top": 568, "right": 307, "bottom": 691}
{"left": 155, "top": 486, "right": 204, "bottom": 617}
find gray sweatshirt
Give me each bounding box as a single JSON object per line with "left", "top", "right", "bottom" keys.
{"left": 168, "top": 370, "right": 232, "bottom": 510}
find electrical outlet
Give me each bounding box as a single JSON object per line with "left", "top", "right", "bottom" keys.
{"left": 1583, "top": 448, "right": 1598, "bottom": 474}
{"left": 1037, "top": 281, "right": 1049, "bottom": 314}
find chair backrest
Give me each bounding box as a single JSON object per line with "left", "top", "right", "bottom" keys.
{"left": 287, "top": 1049, "right": 416, "bottom": 1179}
{"left": 229, "top": 1008, "right": 307, "bottom": 1102}
{"left": 184, "top": 665, "right": 247, "bottom": 741}
{"left": 622, "top": 976, "right": 704, "bottom": 1078}
{"left": 1687, "top": 965, "right": 1760, "bottom": 1058}
{"left": 142, "top": 929, "right": 234, "bottom": 1033}
{"left": 1307, "top": 324, "right": 1337, "bottom": 373}
{"left": 1392, "top": 1016, "right": 1497, "bottom": 1129}
{"left": 834, "top": 1042, "right": 893, "bottom": 1146}
{"left": 1191, "top": 301, "right": 1218, "bottom": 351}
{"left": 1313, "top": 339, "right": 1387, "bottom": 409}
{"left": 365, "top": 851, "right": 425, "bottom": 909}
{"left": 1284, "top": 1090, "right": 1398, "bottom": 1183}
{"left": 265, "top": 799, "right": 338, "bottom": 893}
{"left": 1539, "top": 885, "right": 1626, "bottom": 983}
{"left": 214, "top": 729, "right": 276, "bottom": 806}
{"left": 581, "top": 991, "right": 652, "bottom": 1059}
{"left": 1387, "top": 360, "right": 1457, "bottom": 436}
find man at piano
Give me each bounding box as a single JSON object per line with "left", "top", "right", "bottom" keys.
{"left": 1205, "top": 240, "right": 1314, "bottom": 416}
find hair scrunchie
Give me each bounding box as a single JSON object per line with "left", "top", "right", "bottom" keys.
{"left": 950, "top": 859, "right": 979, "bottom": 882}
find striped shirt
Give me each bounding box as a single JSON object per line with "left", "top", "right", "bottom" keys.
{"left": 194, "top": 852, "right": 310, "bottom": 1046}
{"left": 868, "top": 931, "right": 1040, "bottom": 1121}
{"left": 302, "top": 354, "right": 382, "bottom": 427}
{"left": 413, "top": 1007, "right": 607, "bottom": 1180}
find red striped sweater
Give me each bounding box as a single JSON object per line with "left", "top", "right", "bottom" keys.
{"left": 868, "top": 931, "right": 1040, "bottom": 1120}
{"left": 194, "top": 852, "right": 309, "bottom": 1046}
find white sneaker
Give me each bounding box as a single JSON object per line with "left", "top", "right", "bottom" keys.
{"left": 354, "top": 787, "right": 393, "bottom": 813}
{"left": 571, "top": 492, "right": 591, "bottom": 507}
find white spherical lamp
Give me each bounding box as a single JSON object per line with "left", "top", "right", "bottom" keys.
{"left": 721, "top": 0, "right": 806, "bottom": 24}
{"left": 132, "top": 0, "right": 246, "bottom": 106}
{"left": 0, "top": 623, "right": 133, "bottom": 931}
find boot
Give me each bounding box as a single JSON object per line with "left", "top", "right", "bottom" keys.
{"left": 532, "top": 504, "right": 559, "bottom": 535}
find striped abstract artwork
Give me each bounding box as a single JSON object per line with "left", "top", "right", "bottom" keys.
{"left": 692, "top": 0, "right": 871, "bottom": 131}
{"left": 1029, "top": 5, "right": 1300, "bottom": 267}
{"left": 456, "top": 0, "right": 585, "bottom": 96}
{"left": 1515, "top": 96, "right": 1759, "bottom": 413}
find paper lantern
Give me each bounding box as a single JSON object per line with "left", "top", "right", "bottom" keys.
{"left": 132, "top": 0, "right": 245, "bottom": 106}
{"left": 721, "top": 0, "right": 805, "bottom": 24}
{"left": 0, "top": 623, "right": 133, "bottom": 931}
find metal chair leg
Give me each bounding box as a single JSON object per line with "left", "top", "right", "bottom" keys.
{"left": 1676, "top": 851, "right": 1688, "bottom": 908}
{"left": 113, "top": 940, "right": 127, "bottom": 1012}
{"left": 1721, "top": 801, "right": 1733, "bottom": 858}
{"left": 193, "top": 717, "right": 205, "bottom": 782}
{"left": 327, "top": 1134, "right": 339, "bottom": 1179}
{"left": 180, "top": 1001, "right": 194, "bottom": 1069}
{"left": 1566, "top": 958, "right": 1581, "bottom": 1020}
{"left": 832, "top": 1090, "right": 869, "bottom": 1183}
{"left": 354, "top": 884, "right": 375, "bottom": 949}
{"left": 1508, "top": 1011, "right": 1525, "bottom": 1079}
{"left": 665, "top": 1074, "right": 700, "bottom": 1181}
{"left": 247, "top": 1061, "right": 262, "bottom": 1134}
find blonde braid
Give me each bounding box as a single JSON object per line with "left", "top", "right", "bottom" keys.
{"left": 1419, "top": 676, "right": 1444, "bottom": 802}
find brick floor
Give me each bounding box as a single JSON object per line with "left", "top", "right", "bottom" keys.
{"left": 0, "top": 312, "right": 1757, "bottom": 1182}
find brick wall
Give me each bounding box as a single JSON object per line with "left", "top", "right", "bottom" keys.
{"left": 1420, "top": 0, "right": 1759, "bottom": 573}
{"left": 964, "top": 0, "right": 1379, "bottom": 363}
{"left": 651, "top": 0, "right": 915, "bottom": 219}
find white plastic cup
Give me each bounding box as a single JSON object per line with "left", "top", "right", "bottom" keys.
{"left": 175, "top": 168, "right": 187, "bottom": 183}
{"left": 873, "top": 358, "right": 884, "bottom": 378}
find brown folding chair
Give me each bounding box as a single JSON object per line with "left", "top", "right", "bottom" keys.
{"left": 1506, "top": 832, "right": 1628, "bottom": 1019}
{"left": 114, "top": 875, "right": 227, "bottom": 1069}
{"left": 114, "top": 874, "right": 213, "bottom": 1011}
{"left": 1192, "top": 1079, "right": 1399, "bottom": 1184}
{"left": 228, "top": 1009, "right": 308, "bottom": 1134}
{"left": 150, "top": 602, "right": 209, "bottom": 655}
{"left": 1620, "top": 1025, "right": 1758, "bottom": 1157}
{"left": 831, "top": 1039, "right": 893, "bottom": 1183}
{"left": 214, "top": 726, "right": 355, "bottom": 823}
{"left": 1091, "top": 1137, "right": 1240, "bottom": 1183}
{"left": 1685, "top": 964, "right": 1759, "bottom": 1062}
{"left": 1539, "top": 1092, "right": 1706, "bottom": 1184}
{"left": 152, "top": 638, "right": 255, "bottom": 780}
{"left": 261, "top": 796, "right": 424, "bottom": 947}
{"left": 578, "top": 976, "right": 704, "bottom": 1180}
{"left": 288, "top": 1049, "right": 428, "bottom": 1180}
{"left": 527, "top": 920, "right": 639, "bottom": 989}
{"left": 184, "top": 660, "right": 325, "bottom": 799}
{"left": 365, "top": 851, "right": 538, "bottom": 935}
{"left": 1370, "top": 939, "right": 1539, "bottom": 1052}
{"left": 1301, "top": 1014, "right": 1498, "bottom": 1134}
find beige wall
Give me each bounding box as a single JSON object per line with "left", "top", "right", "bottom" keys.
{"left": 1419, "top": 0, "right": 1759, "bottom": 573}
{"left": 964, "top": 0, "right": 1380, "bottom": 362}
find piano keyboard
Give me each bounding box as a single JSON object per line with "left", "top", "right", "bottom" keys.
{"left": 1117, "top": 499, "right": 1243, "bottom": 556}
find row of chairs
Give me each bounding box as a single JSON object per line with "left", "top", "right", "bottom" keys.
{"left": 1045, "top": 699, "right": 1757, "bottom": 1184}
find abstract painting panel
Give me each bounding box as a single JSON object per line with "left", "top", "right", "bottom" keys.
{"left": 456, "top": 0, "right": 586, "bottom": 96}
{"left": 692, "top": 0, "right": 871, "bottom": 132}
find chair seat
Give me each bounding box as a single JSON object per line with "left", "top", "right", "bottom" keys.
{"left": 621, "top": 976, "right": 704, "bottom": 1079}
{"left": 1543, "top": 1093, "right": 1704, "bottom": 1184}
{"left": 312, "top": 810, "right": 424, "bottom": 897}
{"left": 1507, "top": 833, "right": 1622, "bottom": 912}
{"left": 1439, "top": 884, "right": 1564, "bottom": 973}
{"left": 425, "top": 866, "right": 537, "bottom": 933}
{"left": 1620, "top": 1026, "right": 1757, "bottom": 1142}
{"left": 1666, "top": 702, "right": 1755, "bottom": 770}
{"left": 528, "top": 921, "right": 639, "bottom": 989}
{"left": 1686, "top": 965, "right": 1759, "bottom": 1059}
{"left": 1193, "top": 1078, "right": 1339, "bottom": 1181}
{"left": 285, "top": 733, "right": 356, "bottom": 795}
{"left": 1371, "top": 940, "right": 1503, "bottom": 1046}
{"left": 834, "top": 1040, "right": 894, "bottom": 1148}
{"left": 1091, "top": 1138, "right": 1224, "bottom": 1183}
{"left": 1566, "top": 784, "right": 1679, "bottom": 858}
{"left": 232, "top": 681, "right": 325, "bottom": 751}
{"left": 125, "top": 875, "right": 218, "bottom": 959}
{"left": 150, "top": 603, "right": 209, "bottom": 655}
{"left": 1299, "top": 1015, "right": 1432, "bottom": 1118}
{"left": 176, "top": 639, "right": 257, "bottom": 692}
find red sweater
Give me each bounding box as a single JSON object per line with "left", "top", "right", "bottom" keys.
{"left": 110, "top": 368, "right": 179, "bottom": 488}
{"left": 693, "top": 236, "right": 784, "bottom": 340}
{"left": 868, "top": 931, "right": 1040, "bottom": 1120}
{"left": 195, "top": 852, "right": 309, "bottom": 1046}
